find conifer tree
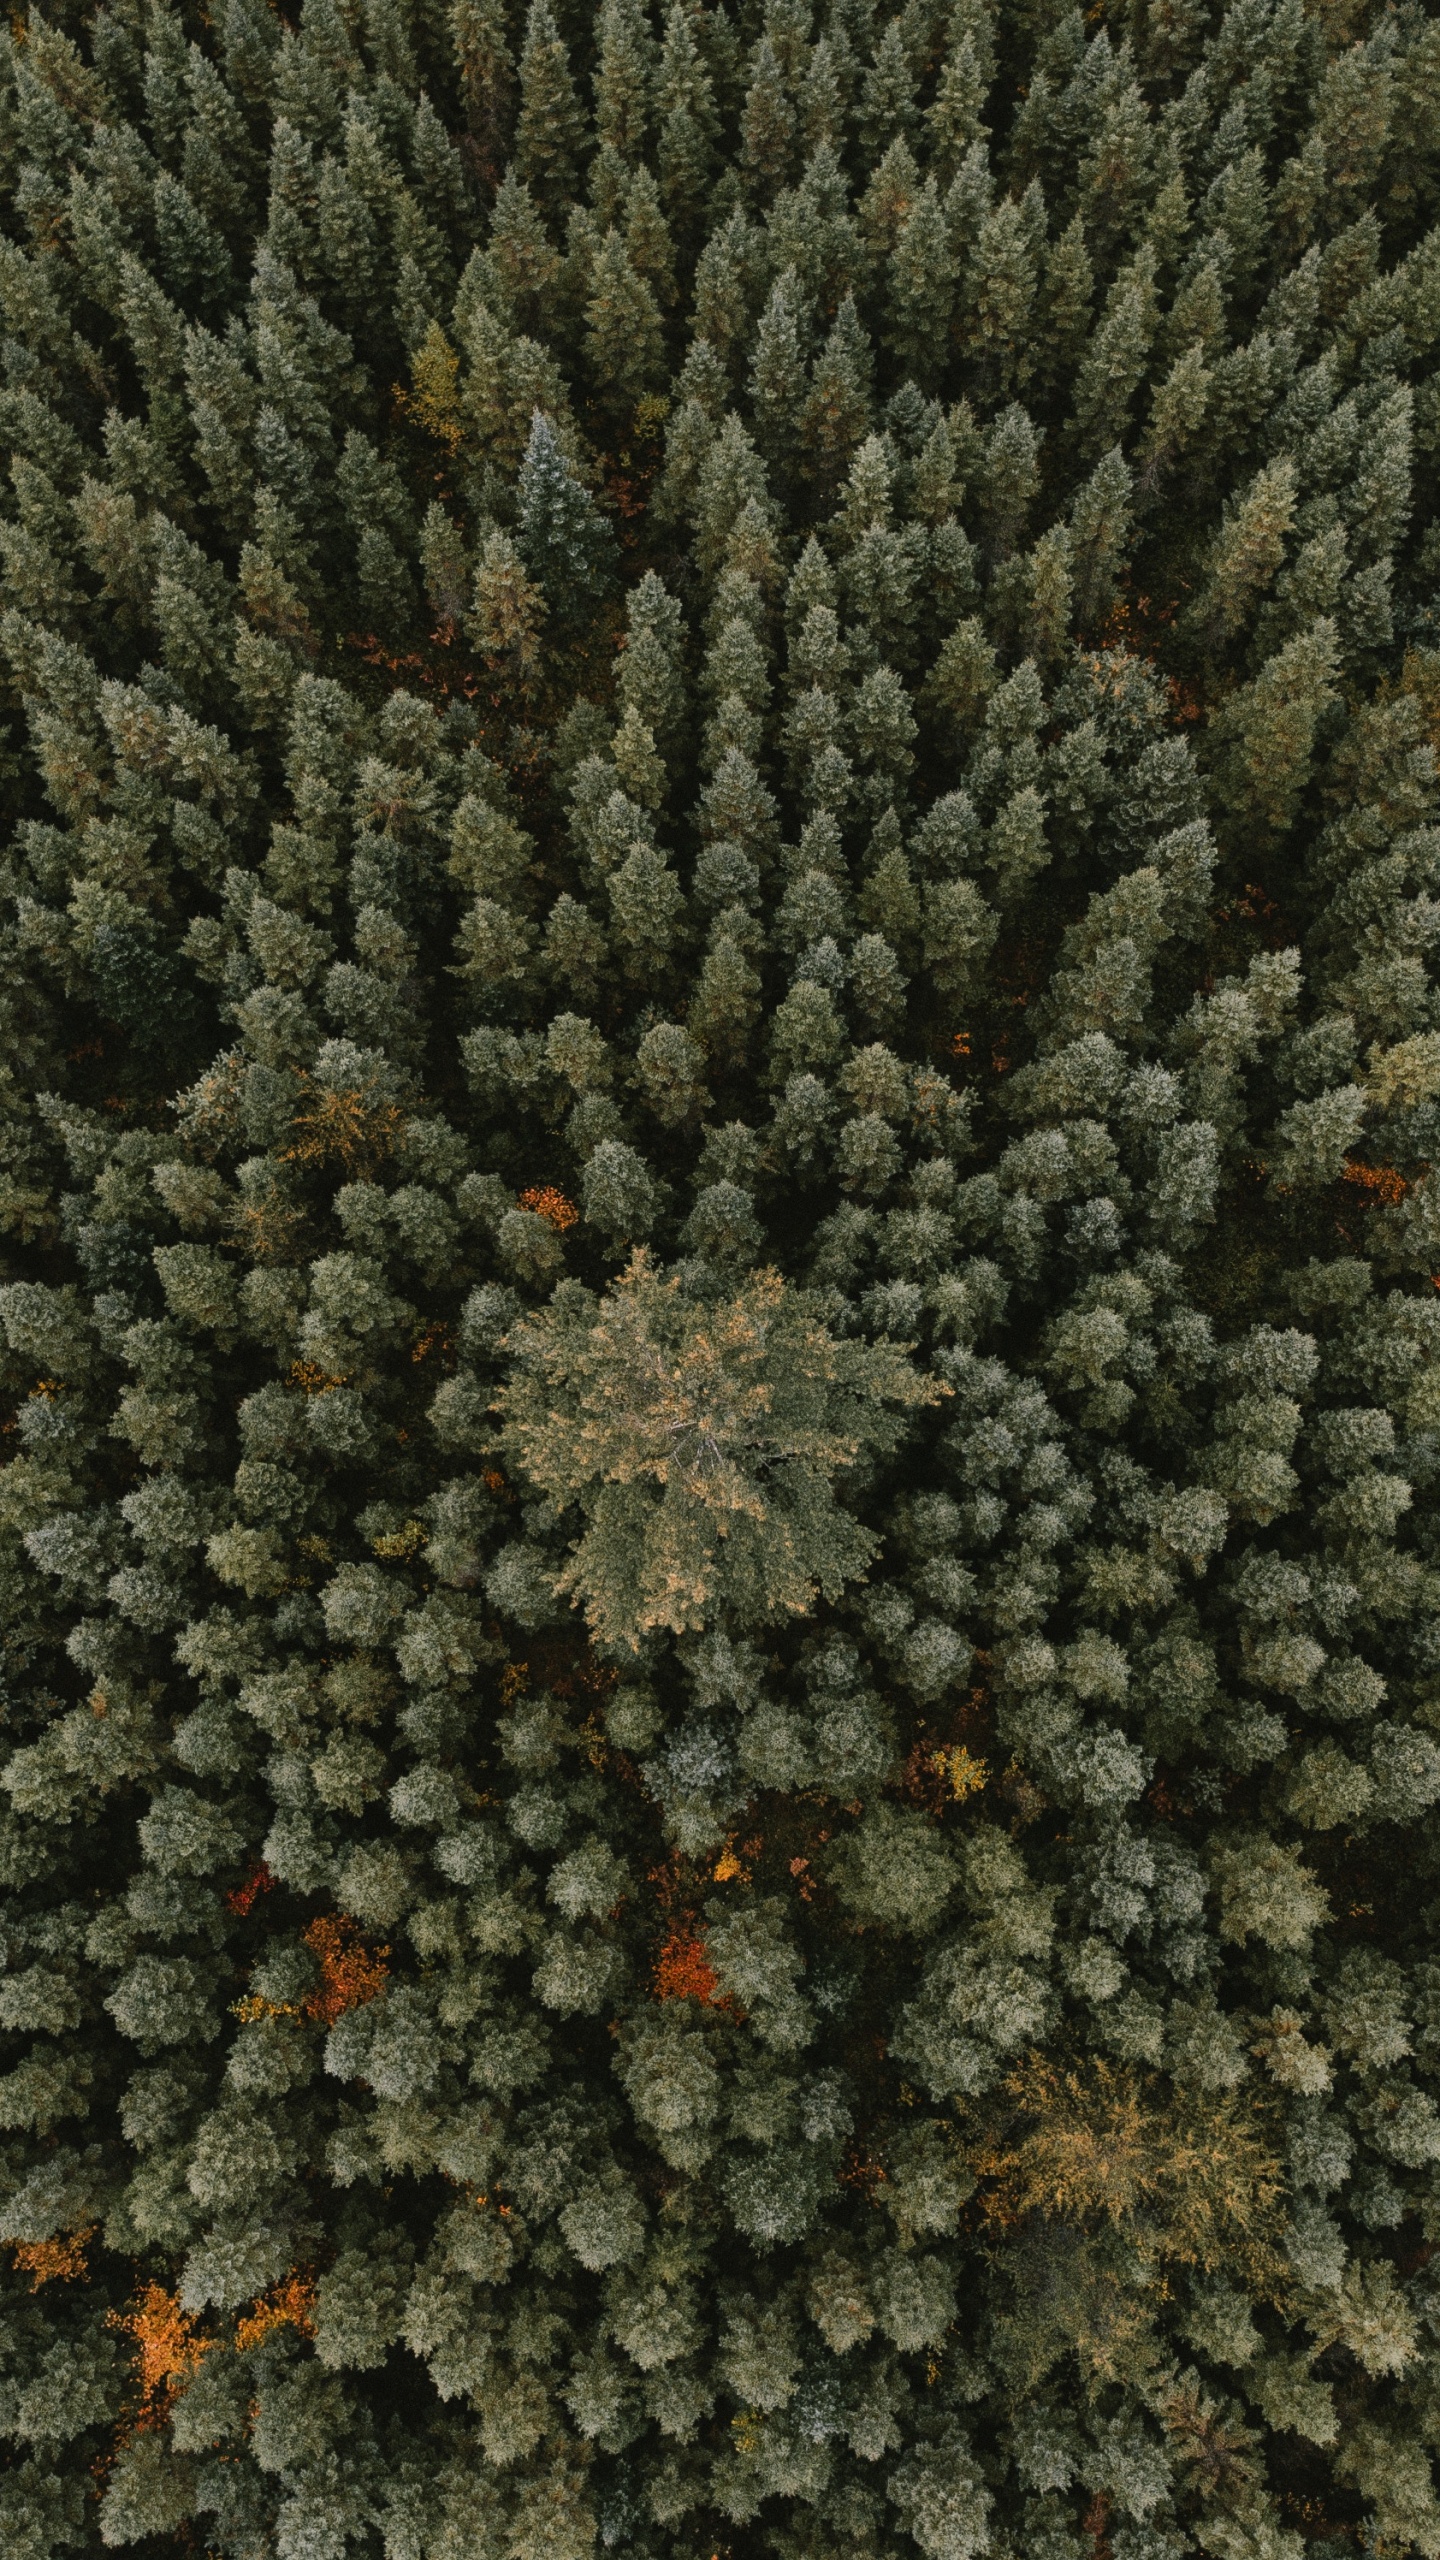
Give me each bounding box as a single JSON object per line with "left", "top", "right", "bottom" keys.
{"left": 514, "top": 409, "right": 616, "bottom": 636}
{"left": 594, "top": 0, "right": 655, "bottom": 167}
{"left": 452, "top": 0, "right": 518, "bottom": 190}
{"left": 513, "top": 0, "right": 587, "bottom": 216}
{"left": 583, "top": 222, "right": 666, "bottom": 418}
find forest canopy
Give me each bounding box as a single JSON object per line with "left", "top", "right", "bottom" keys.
{"left": 1, "top": 0, "right": 1439, "bottom": 2555}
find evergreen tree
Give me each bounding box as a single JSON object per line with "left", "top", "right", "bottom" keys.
{"left": 739, "top": 36, "right": 796, "bottom": 201}
{"left": 967, "top": 194, "right": 1038, "bottom": 394}
{"left": 513, "top": 0, "right": 587, "bottom": 217}
{"left": 451, "top": 0, "right": 517, "bottom": 190}
{"left": 582, "top": 223, "right": 666, "bottom": 418}
{"left": 928, "top": 31, "right": 990, "bottom": 180}
{"left": 500, "top": 1252, "right": 942, "bottom": 1646}
{"left": 859, "top": 15, "right": 919, "bottom": 162}
{"left": 888, "top": 175, "right": 953, "bottom": 386}
{"left": 1069, "top": 244, "right": 1159, "bottom": 459}
{"left": 514, "top": 408, "right": 616, "bottom": 636}
{"left": 593, "top": 0, "right": 654, "bottom": 167}
{"left": 654, "top": 0, "right": 719, "bottom": 236}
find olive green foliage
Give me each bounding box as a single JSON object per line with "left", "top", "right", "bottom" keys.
{"left": 0, "top": 0, "right": 1439, "bottom": 2554}
{"left": 500, "top": 1251, "right": 945, "bottom": 1646}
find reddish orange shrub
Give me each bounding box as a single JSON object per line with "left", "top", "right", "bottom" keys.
{"left": 109, "top": 2285, "right": 210, "bottom": 2426}
{"left": 518, "top": 1185, "right": 579, "bottom": 1230}
{"left": 226, "top": 1861, "right": 274, "bottom": 1917}
{"left": 11, "top": 2225, "right": 94, "bottom": 2289}
{"left": 301, "top": 1915, "right": 389, "bottom": 2025}
{"left": 1343, "top": 1161, "right": 1410, "bottom": 1205}
{"left": 235, "top": 2273, "right": 316, "bottom": 2353}
{"left": 653, "top": 1928, "right": 720, "bottom": 2004}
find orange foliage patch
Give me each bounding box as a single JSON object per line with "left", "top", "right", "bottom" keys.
{"left": 226, "top": 1861, "right": 274, "bottom": 1918}
{"left": 282, "top": 1074, "right": 407, "bottom": 1176}
{"left": 653, "top": 1927, "right": 721, "bottom": 2004}
{"left": 1342, "top": 1161, "right": 1409, "bottom": 1205}
{"left": 235, "top": 2272, "right": 316, "bottom": 2353}
{"left": 237, "top": 1915, "right": 389, "bottom": 2028}
{"left": 646, "top": 1850, "right": 685, "bottom": 1910}
{"left": 344, "top": 627, "right": 489, "bottom": 704}
{"left": 606, "top": 471, "right": 649, "bottom": 524}
{"left": 301, "top": 1914, "right": 389, "bottom": 2026}
{"left": 109, "top": 2284, "right": 211, "bottom": 2425}
{"left": 518, "top": 1185, "right": 579, "bottom": 1231}
{"left": 1097, "top": 594, "right": 1181, "bottom": 657}
{"left": 839, "top": 2147, "right": 888, "bottom": 2199}
{"left": 289, "top": 1358, "right": 349, "bottom": 1396}
{"left": 11, "top": 2225, "right": 94, "bottom": 2289}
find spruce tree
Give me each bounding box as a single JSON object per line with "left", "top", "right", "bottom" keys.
{"left": 514, "top": 410, "right": 616, "bottom": 638}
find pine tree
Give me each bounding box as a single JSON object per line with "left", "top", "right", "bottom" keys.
{"left": 1068, "top": 445, "right": 1132, "bottom": 630}
{"left": 1187, "top": 455, "right": 1299, "bottom": 649}
{"left": 748, "top": 266, "right": 810, "bottom": 461}
{"left": 859, "top": 15, "right": 919, "bottom": 161}
{"left": 1069, "top": 245, "right": 1159, "bottom": 460}
{"left": 622, "top": 164, "right": 677, "bottom": 311}
{"left": 513, "top": 0, "right": 587, "bottom": 217}
{"left": 798, "top": 35, "right": 847, "bottom": 160}
{"left": 502, "top": 1253, "right": 942, "bottom": 1646}
{"left": 967, "top": 194, "right": 1038, "bottom": 394}
{"left": 655, "top": 0, "right": 719, "bottom": 236}
{"left": 451, "top": 0, "right": 517, "bottom": 189}
{"left": 515, "top": 409, "right": 616, "bottom": 636}
{"left": 739, "top": 36, "right": 796, "bottom": 201}
{"left": 1032, "top": 207, "right": 1093, "bottom": 399}
{"left": 593, "top": 0, "right": 654, "bottom": 167}
{"left": 797, "top": 294, "right": 873, "bottom": 490}
{"left": 1210, "top": 613, "right": 1341, "bottom": 839}
{"left": 583, "top": 224, "right": 666, "bottom": 419}
{"left": 927, "top": 32, "right": 990, "bottom": 181}
{"left": 888, "top": 176, "right": 953, "bottom": 387}
{"left": 470, "top": 523, "right": 548, "bottom": 686}
{"left": 481, "top": 168, "right": 561, "bottom": 335}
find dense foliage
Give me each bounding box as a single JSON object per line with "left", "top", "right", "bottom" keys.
{"left": 2, "top": 0, "right": 1440, "bottom": 2551}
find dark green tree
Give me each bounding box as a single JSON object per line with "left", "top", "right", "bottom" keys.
{"left": 514, "top": 408, "right": 616, "bottom": 637}
{"left": 513, "top": 0, "right": 587, "bottom": 217}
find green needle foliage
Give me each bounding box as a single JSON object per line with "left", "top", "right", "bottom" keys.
{"left": 499, "top": 1251, "right": 945, "bottom": 1646}
{"left": 1, "top": 0, "right": 1440, "bottom": 2554}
